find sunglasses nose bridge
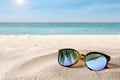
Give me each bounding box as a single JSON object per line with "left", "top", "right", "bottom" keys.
{"left": 70, "top": 54, "right": 86, "bottom": 68}
{"left": 79, "top": 54, "right": 86, "bottom": 60}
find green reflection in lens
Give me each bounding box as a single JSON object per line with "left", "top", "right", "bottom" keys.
{"left": 86, "top": 54, "right": 103, "bottom": 61}
{"left": 59, "top": 49, "right": 78, "bottom": 66}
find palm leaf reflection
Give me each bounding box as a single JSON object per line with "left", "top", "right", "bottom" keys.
{"left": 86, "top": 54, "right": 103, "bottom": 62}
{"left": 72, "top": 51, "right": 78, "bottom": 60}
{"left": 59, "top": 52, "right": 65, "bottom": 64}
{"left": 66, "top": 50, "right": 72, "bottom": 63}
{"left": 59, "top": 50, "right": 78, "bottom": 65}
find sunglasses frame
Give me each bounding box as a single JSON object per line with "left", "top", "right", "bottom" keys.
{"left": 85, "top": 52, "right": 111, "bottom": 71}
{"left": 58, "top": 48, "right": 81, "bottom": 67}
{"left": 58, "top": 48, "right": 111, "bottom": 71}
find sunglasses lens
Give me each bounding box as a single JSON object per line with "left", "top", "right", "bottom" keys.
{"left": 58, "top": 49, "right": 79, "bottom": 66}
{"left": 86, "top": 53, "right": 107, "bottom": 71}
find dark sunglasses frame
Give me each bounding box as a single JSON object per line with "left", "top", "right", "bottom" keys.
{"left": 58, "top": 48, "right": 111, "bottom": 71}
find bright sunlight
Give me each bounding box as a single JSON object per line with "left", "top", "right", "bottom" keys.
{"left": 15, "top": 0, "right": 26, "bottom": 6}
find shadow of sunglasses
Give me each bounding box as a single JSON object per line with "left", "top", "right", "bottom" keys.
{"left": 58, "top": 48, "right": 111, "bottom": 71}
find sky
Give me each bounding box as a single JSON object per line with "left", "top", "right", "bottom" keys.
{"left": 0, "top": 0, "right": 120, "bottom": 22}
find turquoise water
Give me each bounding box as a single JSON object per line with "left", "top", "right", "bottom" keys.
{"left": 0, "top": 23, "right": 120, "bottom": 35}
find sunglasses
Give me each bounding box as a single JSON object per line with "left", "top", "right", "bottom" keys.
{"left": 58, "top": 48, "right": 111, "bottom": 71}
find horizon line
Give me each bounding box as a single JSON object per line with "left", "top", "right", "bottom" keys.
{"left": 0, "top": 22, "right": 120, "bottom": 23}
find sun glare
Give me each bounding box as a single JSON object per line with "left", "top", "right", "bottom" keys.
{"left": 15, "top": 0, "right": 25, "bottom": 6}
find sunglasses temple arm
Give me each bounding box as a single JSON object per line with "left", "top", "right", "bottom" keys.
{"left": 104, "top": 55, "right": 111, "bottom": 69}
{"left": 105, "top": 55, "right": 111, "bottom": 62}
{"left": 108, "top": 56, "right": 111, "bottom": 62}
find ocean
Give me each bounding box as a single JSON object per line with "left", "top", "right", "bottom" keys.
{"left": 0, "top": 23, "right": 120, "bottom": 35}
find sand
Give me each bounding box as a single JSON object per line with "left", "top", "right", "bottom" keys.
{"left": 0, "top": 35, "right": 120, "bottom": 80}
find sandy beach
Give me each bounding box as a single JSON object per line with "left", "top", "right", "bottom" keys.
{"left": 0, "top": 35, "right": 120, "bottom": 80}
